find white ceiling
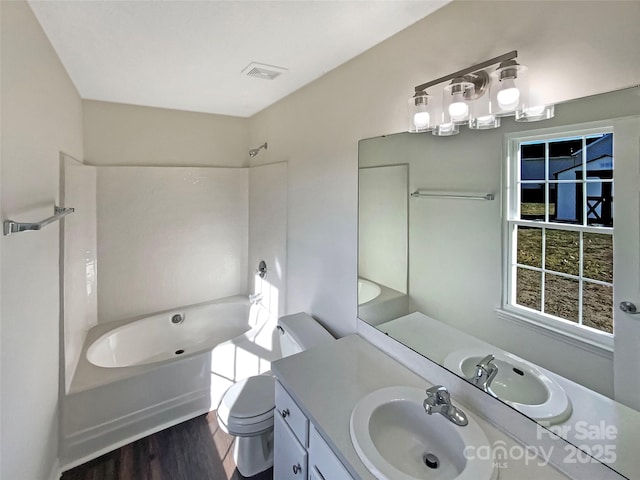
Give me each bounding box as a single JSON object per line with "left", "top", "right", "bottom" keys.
{"left": 29, "top": 0, "right": 449, "bottom": 117}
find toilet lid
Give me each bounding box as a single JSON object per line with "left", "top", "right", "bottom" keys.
{"left": 219, "top": 375, "right": 275, "bottom": 419}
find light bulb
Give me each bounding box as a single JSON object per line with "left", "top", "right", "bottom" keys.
{"left": 448, "top": 91, "right": 468, "bottom": 120}
{"left": 448, "top": 101, "right": 468, "bottom": 120}
{"left": 497, "top": 78, "right": 520, "bottom": 110}
{"left": 413, "top": 111, "right": 430, "bottom": 129}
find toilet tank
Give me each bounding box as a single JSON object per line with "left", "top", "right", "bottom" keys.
{"left": 278, "top": 312, "right": 334, "bottom": 357}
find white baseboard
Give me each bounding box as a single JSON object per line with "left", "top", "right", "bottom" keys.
{"left": 48, "top": 459, "right": 61, "bottom": 480}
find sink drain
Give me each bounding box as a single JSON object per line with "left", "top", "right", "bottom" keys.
{"left": 424, "top": 453, "right": 439, "bottom": 469}
{"left": 175, "top": 349, "right": 185, "bottom": 355}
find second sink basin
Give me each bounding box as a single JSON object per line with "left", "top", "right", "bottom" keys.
{"left": 444, "top": 348, "right": 572, "bottom": 425}
{"left": 350, "top": 386, "right": 497, "bottom": 480}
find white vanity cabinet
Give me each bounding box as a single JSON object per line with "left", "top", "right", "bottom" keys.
{"left": 275, "top": 380, "right": 354, "bottom": 480}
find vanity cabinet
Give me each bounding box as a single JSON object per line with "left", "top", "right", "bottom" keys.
{"left": 275, "top": 380, "right": 353, "bottom": 480}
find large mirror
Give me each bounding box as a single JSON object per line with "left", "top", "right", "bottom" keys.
{"left": 358, "top": 86, "right": 640, "bottom": 478}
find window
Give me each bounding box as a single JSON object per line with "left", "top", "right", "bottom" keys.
{"left": 505, "top": 129, "right": 614, "bottom": 339}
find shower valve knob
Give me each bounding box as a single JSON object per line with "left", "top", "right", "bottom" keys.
{"left": 256, "top": 260, "right": 267, "bottom": 279}
{"left": 620, "top": 301, "right": 640, "bottom": 314}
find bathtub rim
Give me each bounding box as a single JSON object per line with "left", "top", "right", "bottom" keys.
{"left": 68, "top": 294, "right": 252, "bottom": 394}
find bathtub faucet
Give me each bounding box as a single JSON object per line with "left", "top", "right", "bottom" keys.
{"left": 249, "top": 293, "right": 262, "bottom": 305}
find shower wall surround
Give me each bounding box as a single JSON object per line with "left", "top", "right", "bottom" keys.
{"left": 96, "top": 166, "right": 249, "bottom": 323}
{"left": 249, "top": 162, "right": 288, "bottom": 317}
{"left": 62, "top": 155, "right": 98, "bottom": 393}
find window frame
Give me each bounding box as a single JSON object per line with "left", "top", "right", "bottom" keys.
{"left": 501, "top": 123, "right": 615, "bottom": 351}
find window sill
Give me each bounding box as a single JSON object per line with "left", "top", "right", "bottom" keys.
{"left": 495, "top": 307, "right": 613, "bottom": 360}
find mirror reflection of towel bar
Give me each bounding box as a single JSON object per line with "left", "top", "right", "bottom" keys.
{"left": 3, "top": 205, "right": 75, "bottom": 236}
{"left": 411, "top": 190, "right": 495, "bottom": 201}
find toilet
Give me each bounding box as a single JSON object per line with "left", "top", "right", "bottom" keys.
{"left": 216, "top": 312, "right": 334, "bottom": 477}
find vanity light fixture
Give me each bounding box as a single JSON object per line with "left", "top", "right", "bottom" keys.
{"left": 408, "top": 50, "right": 553, "bottom": 136}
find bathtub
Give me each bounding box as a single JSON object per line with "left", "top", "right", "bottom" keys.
{"left": 87, "top": 300, "right": 255, "bottom": 368}
{"left": 358, "top": 277, "right": 382, "bottom": 305}
{"left": 62, "top": 295, "right": 281, "bottom": 469}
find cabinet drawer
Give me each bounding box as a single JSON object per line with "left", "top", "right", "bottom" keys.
{"left": 274, "top": 413, "right": 307, "bottom": 480}
{"left": 276, "top": 381, "right": 309, "bottom": 446}
{"left": 308, "top": 426, "right": 353, "bottom": 480}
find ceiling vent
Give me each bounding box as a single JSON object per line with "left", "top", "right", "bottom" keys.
{"left": 241, "top": 62, "right": 288, "bottom": 80}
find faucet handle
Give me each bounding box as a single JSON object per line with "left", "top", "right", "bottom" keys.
{"left": 425, "top": 385, "right": 450, "bottom": 404}
{"left": 476, "top": 354, "right": 496, "bottom": 369}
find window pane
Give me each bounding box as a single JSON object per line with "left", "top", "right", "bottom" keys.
{"left": 549, "top": 138, "right": 582, "bottom": 180}
{"left": 586, "top": 133, "right": 613, "bottom": 171}
{"left": 544, "top": 274, "right": 579, "bottom": 322}
{"left": 517, "top": 226, "right": 542, "bottom": 268}
{"left": 583, "top": 233, "right": 613, "bottom": 283}
{"left": 553, "top": 182, "right": 583, "bottom": 225}
{"left": 516, "top": 267, "right": 541, "bottom": 311}
{"left": 545, "top": 229, "right": 579, "bottom": 276}
{"left": 520, "top": 183, "right": 545, "bottom": 219}
{"left": 583, "top": 282, "right": 613, "bottom": 334}
{"left": 585, "top": 181, "right": 613, "bottom": 227}
{"left": 520, "top": 142, "right": 545, "bottom": 181}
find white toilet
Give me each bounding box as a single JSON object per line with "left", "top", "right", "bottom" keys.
{"left": 216, "top": 312, "right": 334, "bottom": 477}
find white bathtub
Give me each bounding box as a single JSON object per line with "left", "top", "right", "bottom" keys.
{"left": 358, "top": 278, "right": 382, "bottom": 305}
{"left": 87, "top": 300, "right": 254, "bottom": 368}
{"left": 62, "top": 295, "right": 280, "bottom": 469}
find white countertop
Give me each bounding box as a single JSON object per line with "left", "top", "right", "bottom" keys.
{"left": 272, "top": 334, "right": 570, "bottom": 480}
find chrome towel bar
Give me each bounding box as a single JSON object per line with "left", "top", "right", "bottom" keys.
{"left": 411, "top": 190, "right": 495, "bottom": 201}
{"left": 3, "top": 205, "right": 75, "bottom": 236}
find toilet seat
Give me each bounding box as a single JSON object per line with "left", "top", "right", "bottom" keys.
{"left": 217, "top": 375, "right": 276, "bottom": 436}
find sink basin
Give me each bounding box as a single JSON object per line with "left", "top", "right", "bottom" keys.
{"left": 350, "top": 386, "right": 497, "bottom": 480}
{"left": 444, "top": 348, "right": 572, "bottom": 425}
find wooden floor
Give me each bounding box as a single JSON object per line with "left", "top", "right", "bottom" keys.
{"left": 61, "top": 412, "right": 273, "bottom": 480}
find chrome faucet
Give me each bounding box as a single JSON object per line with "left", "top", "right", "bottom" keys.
{"left": 423, "top": 385, "right": 468, "bottom": 426}
{"left": 471, "top": 354, "right": 499, "bottom": 393}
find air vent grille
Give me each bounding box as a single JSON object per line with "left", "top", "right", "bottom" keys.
{"left": 242, "top": 62, "right": 287, "bottom": 81}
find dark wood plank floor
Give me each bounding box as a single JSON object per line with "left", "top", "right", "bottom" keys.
{"left": 61, "top": 412, "right": 273, "bottom": 480}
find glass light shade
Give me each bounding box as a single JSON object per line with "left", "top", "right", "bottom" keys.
{"left": 432, "top": 122, "right": 459, "bottom": 137}
{"left": 469, "top": 113, "right": 501, "bottom": 130}
{"left": 443, "top": 78, "right": 474, "bottom": 124}
{"left": 407, "top": 91, "right": 432, "bottom": 132}
{"left": 490, "top": 60, "right": 528, "bottom": 117}
{"left": 469, "top": 87, "right": 500, "bottom": 130}
{"left": 516, "top": 104, "right": 555, "bottom": 122}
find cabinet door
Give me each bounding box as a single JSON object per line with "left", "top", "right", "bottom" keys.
{"left": 274, "top": 412, "right": 307, "bottom": 480}
{"left": 308, "top": 426, "right": 354, "bottom": 480}
{"left": 275, "top": 381, "right": 309, "bottom": 446}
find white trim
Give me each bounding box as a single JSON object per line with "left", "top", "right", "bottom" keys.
{"left": 48, "top": 459, "right": 61, "bottom": 480}
{"left": 509, "top": 219, "right": 613, "bottom": 235}
{"left": 496, "top": 307, "right": 613, "bottom": 359}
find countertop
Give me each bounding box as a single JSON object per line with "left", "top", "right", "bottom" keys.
{"left": 272, "top": 334, "right": 570, "bottom": 480}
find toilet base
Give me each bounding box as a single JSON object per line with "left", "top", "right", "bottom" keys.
{"left": 233, "top": 429, "right": 274, "bottom": 477}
